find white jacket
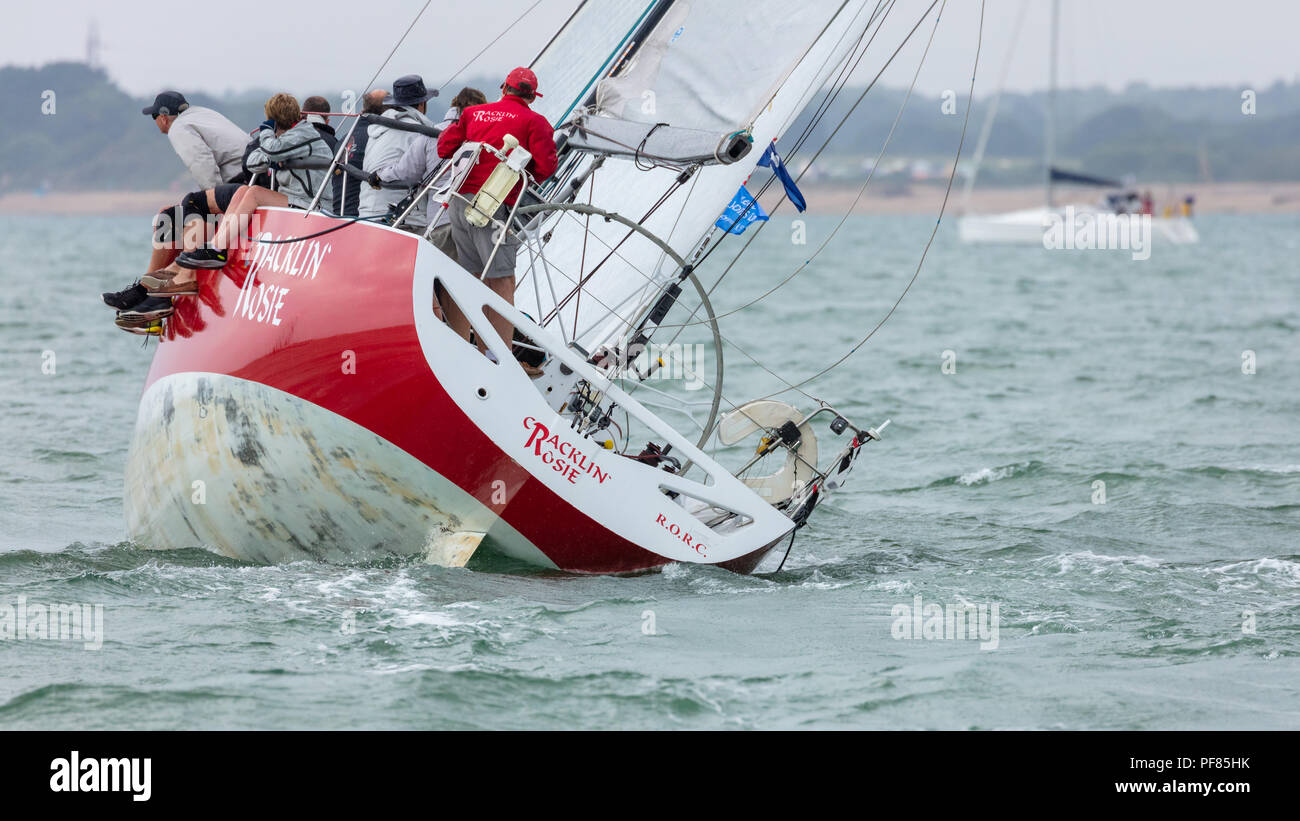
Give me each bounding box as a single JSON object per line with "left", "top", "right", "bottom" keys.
{"left": 360, "top": 105, "right": 437, "bottom": 226}
{"left": 167, "top": 106, "right": 248, "bottom": 189}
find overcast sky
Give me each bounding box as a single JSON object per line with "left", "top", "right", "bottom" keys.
{"left": 2, "top": 0, "right": 1296, "bottom": 99}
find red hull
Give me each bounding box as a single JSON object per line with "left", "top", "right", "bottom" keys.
{"left": 141, "top": 210, "right": 781, "bottom": 572}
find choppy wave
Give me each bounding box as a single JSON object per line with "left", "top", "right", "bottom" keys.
{"left": 4, "top": 214, "right": 1300, "bottom": 728}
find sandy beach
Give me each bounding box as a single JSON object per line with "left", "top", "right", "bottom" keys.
{"left": 2, "top": 181, "right": 1299, "bottom": 217}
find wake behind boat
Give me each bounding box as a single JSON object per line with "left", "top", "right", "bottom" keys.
{"left": 122, "top": 0, "right": 913, "bottom": 573}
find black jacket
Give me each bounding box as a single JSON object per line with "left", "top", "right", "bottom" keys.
{"left": 340, "top": 119, "right": 373, "bottom": 217}
{"left": 311, "top": 121, "right": 343, "bottom": 214}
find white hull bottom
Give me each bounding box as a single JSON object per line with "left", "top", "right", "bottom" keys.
{"left": 958, "top": 206, "right": 1200, "bottom": 245}
{"left": 124, "top": 372, "right": 553, "bottom": 567}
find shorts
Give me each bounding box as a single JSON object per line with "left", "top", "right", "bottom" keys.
{"left": 447, "top": 199, "right": 519, "bottom": 280}
{"left": 427, "top": 223, "right": 458, "bottom": 264}
{"left": 213, "top": 183, "right": 243, "bottom": 213}
{"left": 153, "top": 192, "right": 207, "bottom": 245}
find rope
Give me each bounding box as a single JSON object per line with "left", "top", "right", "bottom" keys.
{"left": 762, "top": 0, "right": 986, "bottom": 399}
{"left": 245, "top": 214, "right": 391, "bottom": 245}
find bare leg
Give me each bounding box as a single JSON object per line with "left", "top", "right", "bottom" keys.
{"left": 149, "top": 189, "right": 223, "bottom": 275}
{"left": 214, "top": 187, "right": 286, "bottom": 251}
{"left": 211, "top": 186, "right": 251, "bottom": 251}
{"left": 165, "top": 219, "right": 212, "bottom": 284}
{"left": 485, "top": 275, "right": 516, "bottom": 349}
{"left": 438, "top": 282, "right": 473, "bottom": 343}
{"left": 147, "top": 243, "right": 181, "bottom": 274}
{"left": 147, "top": 202, "right": 185, "bottom": 272}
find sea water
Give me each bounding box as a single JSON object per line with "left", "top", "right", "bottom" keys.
{"left": 0, "top": 212, "right": 1296, "bottom": 729}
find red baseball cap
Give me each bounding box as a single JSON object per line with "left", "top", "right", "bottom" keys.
{"left": 504, "top": 67, "right": 543, "bottom": 97}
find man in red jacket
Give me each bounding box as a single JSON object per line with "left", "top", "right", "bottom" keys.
{"left": 436, "top": 67, "right": 558, "bottom": 354}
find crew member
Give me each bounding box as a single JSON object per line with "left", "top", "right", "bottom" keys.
{"left": 436, "top": 67, "right": 557, "bottom": 355}
{"left": 361, "top": 75, "right": 437, "bottom": 227}
{"left": 143, "top": 90, "right": 247, "bottom": 189}
{"left": 370, "top": 87, "right": 487, "bottom": 256}
{"left": 340, "top": 90, "right": 388, "bottom": 217}
{"left": 303, "top": 95, "right": 343, "bottom": 213}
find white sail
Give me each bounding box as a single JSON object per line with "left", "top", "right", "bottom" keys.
{"left": 515, "top": 0, "right": 880, "bottom": 355}
{"left": 529, "top": 1, "right": 660, "bottom": 128}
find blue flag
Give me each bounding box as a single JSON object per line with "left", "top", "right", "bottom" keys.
{"left": 758, "top": 142, "right": 806, "bottom": 213}
{"left": 715, "top": 186, "right": 769, "bottom": 235}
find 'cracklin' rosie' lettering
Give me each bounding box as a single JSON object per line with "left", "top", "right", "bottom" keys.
{"left": 522, "top": 417, "right": 611, "bottom": 485}
{"left": 233, "top": 234, "right": 334, "bottom": 327}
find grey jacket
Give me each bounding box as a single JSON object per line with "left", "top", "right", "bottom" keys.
{"left": 361, "top": 105, "right": 438, "bottom": 225}
{"left": 167, "top": 105, "right": 249, "bottom": 188}
{"left": 246, "top": 120, "right": 333, "bottom": 210}
{"left": 376, "top": 106, "right": 459, "bottom": 187}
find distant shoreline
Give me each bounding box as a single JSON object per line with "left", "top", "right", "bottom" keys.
{"left": 3, "top": 181, "right": 1300, "bottom": 217}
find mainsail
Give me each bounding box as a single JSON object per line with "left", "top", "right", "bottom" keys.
{"left": 518, "top": 0, "right": 881, "bottom": 356}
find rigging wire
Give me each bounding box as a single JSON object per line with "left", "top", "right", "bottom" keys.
{"left": 437, "top": 0, "right": 546, "bottom": 93}
{"left": 691, "top": 0, "right": 915, "bottom": 277}
{"left": 652, "top": 0, "right": 938, "bottom": 338}
{"left": 306, "top": 0, "right": 541, "bottom": 214}
{"left": 505, "top": 210, "right": 774, "bottom": 454}
{"left": 547, "top": 0, "right": 960, "bottom": 413}
{"left": 959, "top": 0, "right": 1030, "bottom": 212}
{"left": 304, "top": 0, "right": 434, "bottom": 213}
{"left": 770, "top": 0, "right": 892, "bottom": 180}
{"left": 663, "top": 0, "right": 940, "bottom": 335}
{"left": 759, "top": 0, "right": 986, "bottom": 399}
{"left": 541, "top": 175, "right": 686, "bottom": 324}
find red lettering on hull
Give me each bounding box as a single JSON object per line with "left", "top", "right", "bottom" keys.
{"left": 522, "top": 417, "right": 611, "bottom": 486}
{"left": 654, "top": 511, "right": 708, "bottom": 557}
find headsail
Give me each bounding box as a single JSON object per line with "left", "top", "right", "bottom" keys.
{"left": 516, "top": 0, "right": 881, "bottom": 357}
{"left": 528, "top": 1, "right": 660, "bottom": 128}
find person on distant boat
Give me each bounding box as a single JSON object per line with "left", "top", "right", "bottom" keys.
{"left": 1181, "top": 195, "right": 1195, "bottom": 217}
{"left": 436, "top": 68, "right": 558, "bottom": 359}
{"left": 144, "top": 91, "right": 248, "bottom": 190}
{"left": 361, "top": 75, "right": 438, "bottom": 227}
{"left": 368, "top": 87, "right": 487, "bottom": 253}
{"left": 1140, "top": 190, "right": 1154, "bottom": 216}
{"left": 303, "top": 95, "right": 343, "bottom": 214}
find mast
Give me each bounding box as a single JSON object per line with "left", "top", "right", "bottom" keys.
{"left": 1045, "top": 0, "right": 1059, "bottom": 208}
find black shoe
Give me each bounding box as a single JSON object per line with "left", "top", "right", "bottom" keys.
{"left": 176, "top": 247, "right": 228, "bottom": 270}
{"left": 102, "top": 282, "right": 149, "bottom": 311}
{"left": 118, "top": 296, "right": 175, "bottom": 321}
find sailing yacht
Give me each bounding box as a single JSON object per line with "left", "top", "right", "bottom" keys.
{"left": 123, "top": 1, "right": 897, "bottom": 573}
{"left": 957, "top": 0, "right": 1199, "bottom": 246}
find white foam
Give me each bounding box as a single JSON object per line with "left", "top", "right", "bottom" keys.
{"left": 1042, "top": 550, "right": 1163, "bottom": 575}
{"left": 958, "top": 465, "right": 1017, "bottom": 486}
